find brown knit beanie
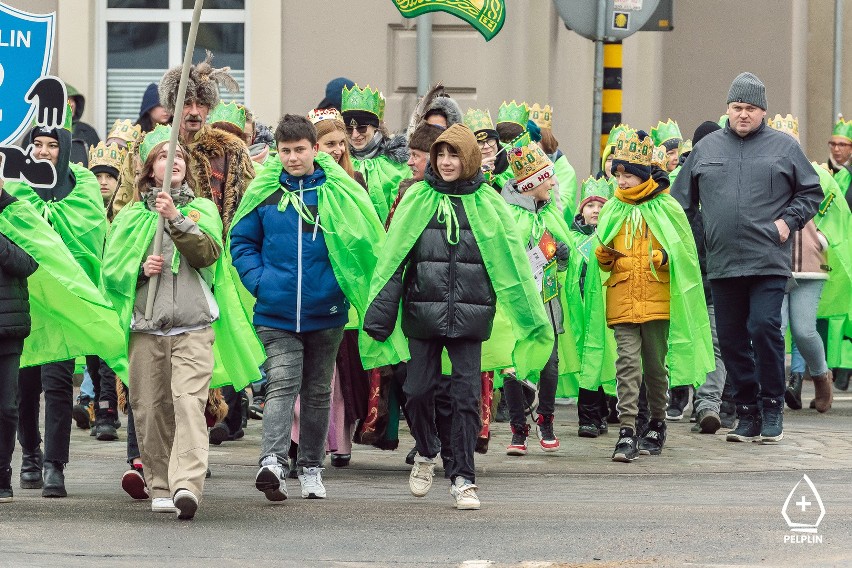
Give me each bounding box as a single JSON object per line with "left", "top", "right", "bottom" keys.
{"left": 430, "top": 124, "right": 482, "bottom": 180}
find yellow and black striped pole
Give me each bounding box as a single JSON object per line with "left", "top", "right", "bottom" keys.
{"left": 600, "top": 40, "right": 623, "bottom": 155}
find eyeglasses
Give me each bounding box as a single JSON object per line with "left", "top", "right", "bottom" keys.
{"left": 346, "top": 124, "right": 371, "bottom": 135}
{"left": 477, "top": 139, "right": 497, "bottom": 150}
{"left": 828, "top": 141, "right": 852, "bottom": 149}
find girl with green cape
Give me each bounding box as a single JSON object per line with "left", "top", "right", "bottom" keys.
{"left": 363, "top": 124, "right": 553, "bottom": 510}
{"left": 103, "top": 126, "right": 262, "bottom": 520}
{"left": 6, "top": 123, "right": 110, "bottom": 498}
{"left": 341, "top": 84, "right": 411, "bottom": 223}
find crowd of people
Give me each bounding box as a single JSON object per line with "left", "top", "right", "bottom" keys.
{"left": 0, "top": 58, "right": 849, "bottom": 519}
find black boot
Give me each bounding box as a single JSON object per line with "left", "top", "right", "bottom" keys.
{"left": 0, "top": 466, "right": 12, "bottom": 502}
{"left": 94, "top": 407, "right": 119, "bottom": 441}
{"left": 577, "top": 388, "right": 600, "bottom": 438}
{"left": 784, "top": 373, "right": 803, "bottom": 410}
{"left": 42, "top": 461, "right": 67, "bottom": 498}
{"left": 20, "top": 448, "right": 43, "bottom": 489}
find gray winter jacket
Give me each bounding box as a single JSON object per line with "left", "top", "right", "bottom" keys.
{"left": 671, "top": 121, "right": 822, "bottom": 279}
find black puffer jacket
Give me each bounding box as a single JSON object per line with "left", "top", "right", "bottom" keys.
{"left": 0, "top": 191, "right": 39, "bottom": 349}
{"left": 364, "top": 165, "right": 497, "bottom": 341}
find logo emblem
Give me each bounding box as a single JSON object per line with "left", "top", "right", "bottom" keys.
{"left": 188, "top": 210, "right": 201, "bottom": 222}
{"left": 782, "top": 474, "right": 825, "bottom": 534}
{"left": 0, "top": 4, "right": 55, "bottom": 145}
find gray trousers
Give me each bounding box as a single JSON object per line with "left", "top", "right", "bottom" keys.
{"left": 256, "top": 325, "right": 344, "bottom": 473}
{"left": 694, "top": 304, "right": 727, "bottom": 414}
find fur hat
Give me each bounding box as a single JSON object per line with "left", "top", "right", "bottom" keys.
{"left": 423, "top": 95, "right": 463, "bottom": 127}
{"left": 158, "top": 50, "right": 239, "bottom": 114}
{"left": 408, "top": 123, "right": 444, "bottom": 152}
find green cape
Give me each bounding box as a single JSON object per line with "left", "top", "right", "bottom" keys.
{"left": 668, "top": 164, "right": 681, "bottom": 187}
{"left": 565, "top": 224, "right": 617, "bottom": 395}
{"left": 228, "top": 152, "right": 409, "bottom": 369}
{"left": 0, "top": 199, "right": 126, "bottom": 373}
{"left": 368, "top": 179, "right": 554, "bottom": 381}
{"left": 585, "top": 188, "right": 714, "bottom": 388}
{"left": 833, "top": 166, "right": 850, "bottom": 196}
{"left": 103, "top": 197, "right": 265, "bottom": 389}
{"left": 813, "top": 164, "right": 852, "bottom": 367}
{"left": 351, "top": 154, "right": 412, "bottom": 223}
{"left": 5, "top": 164, "right": 107, "bottom": 286}
{"left": 553, "top": 154, "right": 578, "bottom": 218}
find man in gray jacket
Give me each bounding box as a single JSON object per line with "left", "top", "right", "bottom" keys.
{"left": 671, "top": 72, "right": 823, "bottom": 444}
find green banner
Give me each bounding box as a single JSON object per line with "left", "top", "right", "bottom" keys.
{"left": 391, "top": 0, "right": 506, "bottom": 41}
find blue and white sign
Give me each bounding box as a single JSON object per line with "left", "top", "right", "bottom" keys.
{"left": 0, "top": 3, "right": 55, "bottom": 145}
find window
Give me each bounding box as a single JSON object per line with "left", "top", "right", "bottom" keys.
{"left": 97, "top": 0, "right": 247, "bottom": 132}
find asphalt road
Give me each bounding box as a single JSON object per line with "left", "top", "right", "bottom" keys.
{"left": 1, "top": 384, "right": 850, "bottom": 568}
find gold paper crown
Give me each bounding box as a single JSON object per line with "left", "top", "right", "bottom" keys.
{"left": 497, "top": 100, "right": 529, "bottom": 127}
{"left": 308, "top": 108, "right": 343, "bottom": 125}
{"left": 139, "top": 125, "right": 173, "bottom": 163}
{"left": 341, "top": 84, "right": 386, "bottom": 120}
{"left": 767, "top": 113, "right": 800, "bottom": 142}
{"left": 88, "top": 142, "right": 125, "bottom": 173}
{"left": 679, "top": 139, "right": 693, "bottom": 154}
{"left": 831, "top": 114, "right": 852, "bottom": 141}
{"left": 529, "top": 103, "right": 553, "bottom": 130}
{"left": 508, "top": 141, "right": 555, "bottom": 192}
{"left": 463, "top": 108, "right": 494, "bottom": 133}
{"left": 107, "top": 119, "right": 143, "bottom": 146}
{"left": 612, "top": 131, "right": 654, "bottom": 166}
{"left": 651, "top": 145, "right": 668, "bottom": 169}
{"left": 650, "top": 119, "right": 682, "bottom": 146}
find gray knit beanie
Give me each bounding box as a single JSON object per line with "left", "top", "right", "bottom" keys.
{"left": 726, "top": 72, "right": 767, "bottom": 110}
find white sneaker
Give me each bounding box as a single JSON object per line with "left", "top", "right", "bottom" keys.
{"left": 173, "top": 489, "right": 198, "bottom": 520}
{"left": 255, "top": 463, "right": 288, "bottom": 502}
{"left": 450, "top": 477, "right": 480, "bottom": 510}
{"left": 408, "top": 454, "right": 435, "bottom": 497}
{"left": 151, "top": 497, "right": 176, "bottom": 513}
{"left": 298, "top": 467, "right": 326, "bottom": 499}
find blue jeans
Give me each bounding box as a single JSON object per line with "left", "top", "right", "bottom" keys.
{"left": 711, "top": 276, "right": 787, "bottom": 405}
{"left": 780, "top": 279, "right": 828, "bottom": 377}
{"left": 256, "top": 325, "right": 343, "bottom": 472}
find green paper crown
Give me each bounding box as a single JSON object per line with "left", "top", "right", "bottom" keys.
{"left": 650, "top": 119, "right": 682, "bottom": 146}
{"left": 31, "top": 103, "right": 74, "bottom": 132}
{"left": 832, "top": 115, "right": 852, "bottom": 141}
{"left": 581, "top": 176, "right": 614, "bottom": 202}
{"left": 718, "top": 114, "right": 728, "bottom": 128}
{"left": 605, "top": 123, "right": 631, "bottom": 148}
{"left": 208, "top": 101, "right": 246, "bottom": 130}
{"left": 341, "top": 84, "right": 385, "bottom": 121}
{"left": 139, "top": 125, "right": 173, "bottom": 162}
{"left": 497, "top": 100, "right": 529, "bottom": 127}
{"left": 510, "top": 130, "right": 532, "bottom": 148}
{"left": 464, "top": 108, "right": 494, "bottom": 133}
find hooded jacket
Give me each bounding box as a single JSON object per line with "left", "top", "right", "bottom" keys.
{"left": 672, "top": 121, "right": 823, "bottom": 279}
{"left": 30, "top": 127, "right": 76, "bottom": 202}
{"left": 66, "top": 84, "right": 101, "bottom": 149}
{"left": 0, "top": 191, "right": 38, "bottom": 350}
{"left": 364, "top": 125, "right": 496, "bottom": 341}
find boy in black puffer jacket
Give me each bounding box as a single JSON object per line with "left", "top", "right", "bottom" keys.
{"left": 364, "top": 124, "right": 552, "bottom": 510}
{"left": 0, "top": 182, "right": 39, "bottom": 502}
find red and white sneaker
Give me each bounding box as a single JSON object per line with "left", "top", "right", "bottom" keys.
{"left": 506, "top": 424, "right": 529, "bottom": 456}
{"left": 536, "top": 414, "right": 560, "bottom": 452}
{"left": 121, "top": 464, "right": 149, "bottom": 500}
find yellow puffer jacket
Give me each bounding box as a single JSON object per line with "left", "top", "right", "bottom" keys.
{"left": 596, "top": 177, "right": 671, "bottom": 325}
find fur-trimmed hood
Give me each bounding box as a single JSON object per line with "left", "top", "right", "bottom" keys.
{"left": 381, "top": 133, "right": 410, "bottom": 164}
{"left": 425, "top": 96, "right": 463, "bottom": 127}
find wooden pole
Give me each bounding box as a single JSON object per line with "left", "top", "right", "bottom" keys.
{"left": 144, "top": 0, "right": 204, "bottom": 319}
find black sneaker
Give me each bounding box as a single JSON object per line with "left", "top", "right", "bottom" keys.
{"left": 760, "top": 398, "right": 784, "bottom": 444}
{"left": 535, "top": 414, "right": 560, "bottom": 452}
{"left": 638, "top": 419, "right": 667, "bottom": 455}
{"left": 726, "top": 405, "right": 762, "bottom": 443}
{"left": 578, "top": 423, "right": 599, "bottom": 438}
{"left": 506, "top": 423, "right": 529, "bottom": 456}
{"left": 666, "top": 386, "right": 689, "bottom": 421}
{"left": 784, "top": 373, "right": 803, "bottom": 410}
{"left": 94, "top": 421, "right": 119, "bottom": 441}
{"left": 611, "top": 427, "right": 638, "bottom": 462}
{"left": 0, "top": 466, "right": 12, "bottom": 503}
{"left": 72, "top": 398, "right": 93, "bottom": 430}
{"left": 691, "top": 409, "right": 721, "bottom": 434}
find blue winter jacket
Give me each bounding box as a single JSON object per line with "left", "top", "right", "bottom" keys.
{"left": 230, "top": 164, "right": 349, "bottom": 332}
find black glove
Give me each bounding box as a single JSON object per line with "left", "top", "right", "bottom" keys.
{"left": 556, "top": 240, "right": 569, "bottom": 272}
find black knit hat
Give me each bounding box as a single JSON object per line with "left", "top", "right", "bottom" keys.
{"left": 693, "top": 121, "right": 722, "bottom": 147}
